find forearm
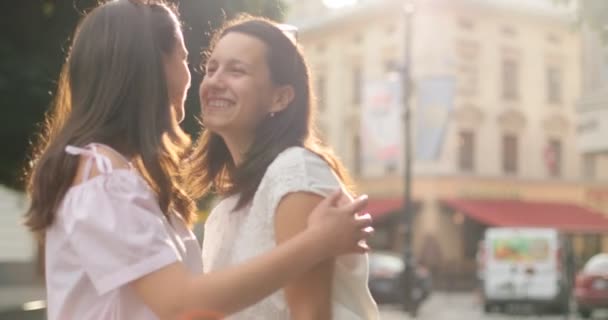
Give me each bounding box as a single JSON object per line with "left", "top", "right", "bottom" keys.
{"left": 286, "top": 259, "right": 334, "bottom": 320}
{"left": 276, "top": 193, "right": 335, "bottom": 320}
{"left": 134, "top": 190, "right": 370, "bottom": 319}
{"left": 185, "top": 228, "right": 329, "bottom": 316}
{"left": 291, "top": 309, "right": 332, "bottom": 320}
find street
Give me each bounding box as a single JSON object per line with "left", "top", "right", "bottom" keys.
{"left": 379, "top": 292, "right": 608, "bottom": 320}
{"left": 4, "top": 287, "right": 608, "bottom": 319}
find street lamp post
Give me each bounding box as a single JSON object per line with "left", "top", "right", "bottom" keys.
{"left": 400, "top": 0, "right": 417, "bottom": 316}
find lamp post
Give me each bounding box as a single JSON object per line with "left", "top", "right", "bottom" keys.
{"left": 400, "top": 0, "right": 417, "bottom": 316}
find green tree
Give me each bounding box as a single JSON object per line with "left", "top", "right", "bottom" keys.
{"left": 0, "top": 0, "right": 285, "bottom": 189}
{"left": 555, "top": 0, "right": 608, "bottom": 42}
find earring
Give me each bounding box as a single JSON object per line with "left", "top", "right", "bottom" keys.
{"left": 270, "top": 112, "right": 275, "bottom": 118}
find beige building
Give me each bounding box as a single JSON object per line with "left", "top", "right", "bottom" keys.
{"left": 287, "top": 0, "right": 608, "bottom": 283}
{"left": 578, "top": 24, "right": 608, "bottom": 187}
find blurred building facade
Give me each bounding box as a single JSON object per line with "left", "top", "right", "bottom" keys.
{"left": 577, "top": 23, "right": 608, "bottom": 215}
{"left": 287, "top": 0, "right": 608, "bottom": 285}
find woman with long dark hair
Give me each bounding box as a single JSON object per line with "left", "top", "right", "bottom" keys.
{"left": 24, "top": 1, "right": 373, "bottom": 319}
{"left": 193, "top": 16, "right": 380, "bottom": 319}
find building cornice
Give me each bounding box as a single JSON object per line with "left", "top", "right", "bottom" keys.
{"left": 289, "top": 0, "right": 576, "bottom": 35}
{"left": 290, "top": 0, "right": 400, "bottom": 35}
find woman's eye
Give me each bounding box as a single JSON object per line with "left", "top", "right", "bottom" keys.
{"left": 231, "top": 68, "right": 245, "bottom": 74}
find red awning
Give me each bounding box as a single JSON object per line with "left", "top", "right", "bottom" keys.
{"left": 441, "top": 198, "right": 608, "bottom": 233}
{"left": 366, "top": 197, "right": 409, "bottom": 219}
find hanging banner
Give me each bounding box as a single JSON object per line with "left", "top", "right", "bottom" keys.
{"left": 415, "top": 76, "right": 455, "bottom": 161}
{"left": 360, "top": 78, "right": 402, "bottom": 177}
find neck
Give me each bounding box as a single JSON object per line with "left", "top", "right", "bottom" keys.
{"left": 220, "top": 132, "right": 254, "bottom": 167}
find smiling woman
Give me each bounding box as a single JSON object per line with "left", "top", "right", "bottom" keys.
{"left": 189, "top": 15, "right": 379, "bottom": 320}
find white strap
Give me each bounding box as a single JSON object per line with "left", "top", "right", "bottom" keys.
{"left": 65, "top": 144, "right": 114, "bottom": 181}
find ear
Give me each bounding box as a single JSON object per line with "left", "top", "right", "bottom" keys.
{"left": 269, "top": 85, "right": 295, "bottom": 113}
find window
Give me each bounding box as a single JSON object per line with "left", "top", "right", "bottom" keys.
{"left": 384, "top": 59, "right": 398, "bottom": 74}
{"left": 547, "top": 66, "right": 562, "bottom": 104}
{"left": 582, "top": 153, "right": 595, "bottom": 180}
{"left": 502, "top": 58, "right": 519, "bottom": 101}
{"left": 458, "top": 130, "right": 475, "bottom": 172}
{"left": 455, "top": 40, "right": 479, "bottom": 97}
{"left": 457, "top": 17, "right": 474, "bottom": 31}
{"left": 501, "top": 26, "right": 517, "bottom": 37}
{"left": 545, "top": 139, "right": 562, "bottom": 177}
{"left": 547, "top": 33, "right": 561, "bottom": 45}
{"left": 385, "top": 160, "right": 397, "bottom": 174}
{"left": 316, "top": 75, "right": 326, "bottom": 111}
{"left": 502, "top": 134, "right": 518, "bottom": 175}
{"left": 352, "top": 65, "right": 362, "bottom": 106}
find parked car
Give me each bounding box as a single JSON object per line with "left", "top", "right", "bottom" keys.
{"left": 369, "top": 251, "right": 404, "bottom": 304}
{"left": 368, "top": 251, "right": 431, "bottom": 306}
{"left": 574, "top": 253, "right": 608, "bottom": 318}
{"left": 479, "top": 227, "right": 570, "bottom": 314}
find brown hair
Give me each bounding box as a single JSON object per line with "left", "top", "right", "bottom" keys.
{"left": 187, "top": 15, "right": 353, "bottom": 210}
{"left": 24, "top": 0, "right": 195, "bottom": 239}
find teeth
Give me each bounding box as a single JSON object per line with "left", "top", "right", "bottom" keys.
{"left": 208, "top": 100, "right": 232, "bottom": 108}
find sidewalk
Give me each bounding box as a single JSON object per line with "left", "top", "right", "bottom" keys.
{"left": 380, "top": 292, "right": 477, "bottom": 320}
{"left": 0, "top": 285, "right": 45, "bottom": 310}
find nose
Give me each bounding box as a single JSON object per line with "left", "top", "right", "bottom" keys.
{"left": 203, "top": 70, "right": 227, "bottom": 91}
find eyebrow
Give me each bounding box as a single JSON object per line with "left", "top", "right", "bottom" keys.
{"left": 207, "top": 58, "right": 252, "bottom": 69}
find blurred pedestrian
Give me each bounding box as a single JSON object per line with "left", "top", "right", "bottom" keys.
{"left": 189, "top": 15, "right": 380, "bottom": 319}
{"left": 23, "top": 1, "right": 373, "bottom": 319}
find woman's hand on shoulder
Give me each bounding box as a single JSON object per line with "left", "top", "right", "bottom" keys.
{"left": 307, "top": 190, "right": 373, "bottom": 257}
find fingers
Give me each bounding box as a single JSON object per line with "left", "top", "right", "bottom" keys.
{"left": 361, "top": 226, "right": 375, "bottom": 236}
{"left": 351, "top": 222, "right": 374, "bottom": 254}
{"left": 343, "top": 194, "right": 368, "bottom": 214}
{"left": 355, "top": 213, "right": 373, "bottom": 228}
{"left": 323, "top": 189, "right": 344, "bottom": 207}
{"left": 358, "top": 226, "right": 374, "bottom": 244}
{"left": 355, "top": 240, "right": 371, "bottom": 253}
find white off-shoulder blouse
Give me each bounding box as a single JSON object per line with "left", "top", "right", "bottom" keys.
{"left": 44, "top": 143, "right": 202, "bottom": 320}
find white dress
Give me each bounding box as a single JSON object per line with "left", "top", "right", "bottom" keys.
{"left": 202, "top": 147, "right": 379, "bottom": 319}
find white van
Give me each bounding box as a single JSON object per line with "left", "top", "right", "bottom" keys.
{"left": 478, "top": 227, "right": 569, "bottom": 313}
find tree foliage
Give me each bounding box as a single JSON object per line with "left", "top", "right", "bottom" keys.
{"left": 555, "top": 0, "right": 608, "bottom": 42}
{"left": 0, "top": 0, "right": 285, "bottom": 189}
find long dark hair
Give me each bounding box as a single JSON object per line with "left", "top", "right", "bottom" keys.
{"left": 24, "top": 0, "right": 195, "bottom": 239}
{"left": 187, "top": 15, "right": 352, "bottom": 210}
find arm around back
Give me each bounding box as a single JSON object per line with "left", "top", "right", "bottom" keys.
{"left": 132, "top": 190, "right": 372, "bottom": 319}
{"left": 275, "top": 192, "right": 335, "bottom": 320}
{"left": 68, "top": 146, "right": 372, "bottom": 319}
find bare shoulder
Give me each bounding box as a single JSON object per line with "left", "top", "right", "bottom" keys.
{"left": 71, "top": 144, "right": 132, "bottom": 186}
{"left": 278, "top": 192, "right": 325, "bottom": 213}
{"left": 93, "top": 144, "right": 132, "bottom": 170}
{"left": 274, "top": 192, "right": 324, "bottom": 239}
